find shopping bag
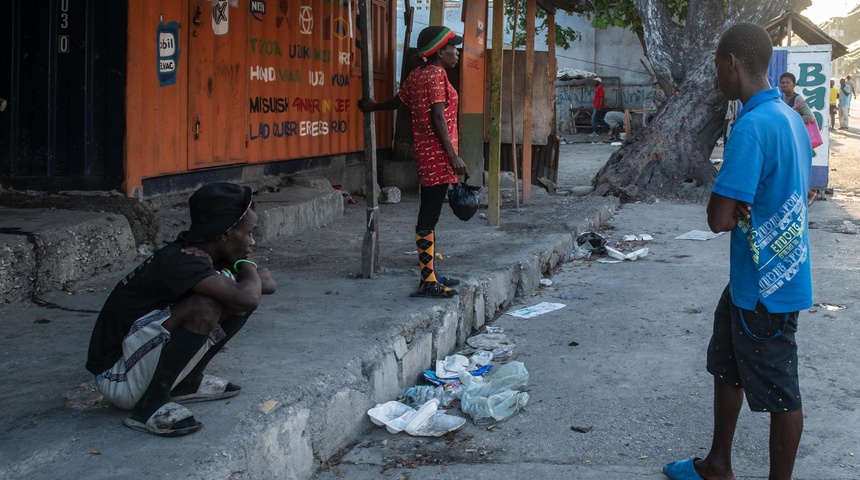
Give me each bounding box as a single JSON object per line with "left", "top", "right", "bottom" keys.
{"left": 805, "top": 121, "right": 823, "bottom": 149}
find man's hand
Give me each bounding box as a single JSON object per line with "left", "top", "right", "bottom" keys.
{"left": 180, "top": 247, "right": 212, "bottom": 263}
{"left": 733, "top": 202, "right": 751, "bottom": 222}
{"left": 257, "top": 267, "right": 277, "bottom": 294}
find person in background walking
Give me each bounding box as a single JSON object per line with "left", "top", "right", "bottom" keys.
{"left": 358, "top": 26, "right": 467, "bottom": 298}
{"left": 829, "top": 79, "right": 838, "bottom": 132}
{"left": 590, "top": 77, "right": 610, "bottom": 136}
{"left": 663, "top": 23, "right": 813, "bottom": 480}
{"left": 838, "top": 78, "right": 851, "bottom": 130}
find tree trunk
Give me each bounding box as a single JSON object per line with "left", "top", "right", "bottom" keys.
{"left": 592, "top": 0, "right": 812, "bottom": 203}
{"left": 593, "top": 85, "right": 725, "bottom": 203}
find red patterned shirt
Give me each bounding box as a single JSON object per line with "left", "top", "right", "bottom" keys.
{"left": 397, "top": 65, "right": 460, "bottom": 187}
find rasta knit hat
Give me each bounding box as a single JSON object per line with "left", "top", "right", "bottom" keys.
{"left": 184, "top": 182, "right": 253, "bottom": 243}
{"left": 416, "top": 26, "right": 463, "bottom": 58}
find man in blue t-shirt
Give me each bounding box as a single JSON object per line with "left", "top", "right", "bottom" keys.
{"left": 838, "top": 77, "right": 852, "bottom": 130}
{"left": 663, "top": 23, "right": 813, "bottom": 480}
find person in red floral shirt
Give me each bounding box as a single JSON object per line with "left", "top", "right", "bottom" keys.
{"left": 359, "top": 26, "right": 468, "bottom": 298}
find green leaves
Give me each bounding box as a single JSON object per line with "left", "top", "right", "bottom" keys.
{"left": 504, "top": 0, "right": 581, "bottom": 49}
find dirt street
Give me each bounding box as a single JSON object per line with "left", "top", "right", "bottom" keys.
{"left": 312, "top": 113, "right": 860, "bottom": 480}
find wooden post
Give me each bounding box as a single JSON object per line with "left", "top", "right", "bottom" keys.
{"left": 359, "top": 0, "right": 379, "bottom": 278}
{"left": 430, "top": 0, "right": 444, "bottom": 26}
{"left": 547, "top": 12, "right": 557, "bottom": 142}
{"left": 509, "top": 0, "right": 520, "bottom": 209}
{"left": 522, "top": 0, "right": 535, "bottom": 202}
{"left": 488, "top": 0, "right": 505, "bottom": 226}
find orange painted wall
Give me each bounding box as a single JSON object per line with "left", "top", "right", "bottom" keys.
{"left": 124, "top": 0, "right": 392, "bottom": 197}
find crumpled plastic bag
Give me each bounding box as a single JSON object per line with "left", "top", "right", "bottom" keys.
{"left": 448, "top": 180, "right": 481, "bottom": 221}
{"left": 459, "top": 361, "right": 529, "bottom": 425}
{"left": 573, "top": 232, "right": 607, "bottom": 259}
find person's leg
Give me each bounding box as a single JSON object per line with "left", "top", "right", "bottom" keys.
{"left": 694, "top": 377, "right": 744, "bottom": 479}
{"left": 769, "top": 409, "right": 803, "bottom": 480}
{"left": 415, "top": 184, "right": 456, "bottom": 297}
{"left": 598, "top": 110, "right": 611, "bottom": 131}
{"left": 695, "top": 285, "right": 744, "bottom": 478}
{"left": 130, "top": 295, "right": 221, "bottom": 425}
{"left": 591, "top": 108, "right": 599, "bottom": 135}
{"left": 830, "top": 105, "right": 837, "bottom": 131}
{"left": 171, "top": 312, "right": 250, "bottom": 396}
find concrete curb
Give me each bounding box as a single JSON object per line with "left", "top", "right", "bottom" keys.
{"left": 255, "top": 189, "right": 344, "bottom": 243}
{"left": 0, "top": 208, "right": 136, "bottom": 304}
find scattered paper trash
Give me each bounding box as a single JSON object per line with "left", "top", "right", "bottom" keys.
{"left": 596, "top": 258, "right": 623, "bottom": 264}
{"left": 506, "top": 302, "right": 566, "bottom": 318}
{"left": 259, "top": 400, "right": 279, "bottom": 415}
{"left": 623, "top": 235, "right": 637, "bottom": 241}
{"left": 485, "top": 326, "right": 504, "bottom": 334}
{"left": 813, "top": 303, "right": 846, "bottom": 311}
{"left": 427, "top": 353, "right": 494, "bottom": 385}
{"left": 604, "top": 246, "right": 648, "bottom": 261}
{"left": 610, "top": 141, "right": 622, "bottom": 146}
{"left": 676, "top": 230, "right": 725, "bottom": 241}
{"left": 466, "top": 333, "right": 516, "bottom": 361}
{"left": 540, "top": 278, "right": 553, "bottom": 287}
{"left": 639, "top": 234, "right": 653, "bottom": 241}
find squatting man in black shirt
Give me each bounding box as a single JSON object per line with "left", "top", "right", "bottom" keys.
{"left": 86, "top": 182, "right": 277, "bottom": 436}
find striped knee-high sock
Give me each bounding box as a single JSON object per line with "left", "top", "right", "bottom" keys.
{"left": 416, "top": 228, "right": 438, "bottom": 285}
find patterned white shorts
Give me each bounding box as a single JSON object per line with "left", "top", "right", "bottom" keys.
{"left": 94, "top": 307, "right": 217, "bottom": 410}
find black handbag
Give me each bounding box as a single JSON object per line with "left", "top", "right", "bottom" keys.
{"left": 447, "top": 176, "right": 481, "bottom": 221}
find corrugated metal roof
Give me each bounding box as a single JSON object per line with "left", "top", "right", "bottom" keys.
{"left": 763, "top": 10, "right": 849, "bottom": 60}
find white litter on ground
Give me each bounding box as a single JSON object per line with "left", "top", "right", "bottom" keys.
{"left": 506, "top": 302, "right": 566, "bottom": 319}
{"left": 676, "top": 230, "right": 725, "bottom": 241}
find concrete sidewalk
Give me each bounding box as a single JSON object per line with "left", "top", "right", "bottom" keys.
{"left": 0, "top": 175, "right": 617, "bottom": 479}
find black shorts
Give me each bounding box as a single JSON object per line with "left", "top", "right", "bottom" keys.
{"left": 706, "top": 285, "right": 802, "bottom": 413}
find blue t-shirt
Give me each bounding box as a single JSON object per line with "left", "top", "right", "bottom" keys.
{"left": 713, "top": 88, "right": 813, "bottom": 313}
{"left": 838, "top": 84, "right": 851, "bottom": 107}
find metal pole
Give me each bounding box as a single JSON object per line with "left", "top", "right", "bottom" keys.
{"left": 359, "top": 0, "right": 379, "bottom": 278}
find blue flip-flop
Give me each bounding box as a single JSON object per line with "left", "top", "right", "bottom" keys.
{"left": 663, "top": 457, "right": 704, "bottom": 480}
